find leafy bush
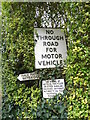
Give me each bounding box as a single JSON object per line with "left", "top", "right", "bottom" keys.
{"left": 31, "top": 91, "right": 67, "bottom": 120}
{"left": 2, "top": 2, "right": 40, "bottom": 119}
{"left": 1, "top": 2, "right": 89, "bottom": 120}
{"left": 64, "top": 2, "right": 89, "bottom": 119}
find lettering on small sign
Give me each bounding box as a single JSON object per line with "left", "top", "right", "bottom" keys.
{"left": 17, "top": 72, "right": 40, "bottom": 81}
{"left": 34, "top": 28, "right": 67, "bottom": 69}
{"left": 42, "top": 79, "right": 65, "bottom": 98}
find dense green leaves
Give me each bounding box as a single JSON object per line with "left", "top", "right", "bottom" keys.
{"left": 2, "top": 2, "right": 89, "bottom": 120}
{"left": 64, "top": 2, "right": 89, "bottom": 119}
{"left": 31, "top": 91, "right": 67, "bottom": 120}
{"left": 2, "top": 2, "right": 40, "bottom": 120}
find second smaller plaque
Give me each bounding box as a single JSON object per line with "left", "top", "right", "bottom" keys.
{"left": 42, "top": 79, "right": 65, "bottom": 98}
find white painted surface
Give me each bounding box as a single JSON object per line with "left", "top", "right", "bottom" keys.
{"left": 42, "top": 79, "right": 65, "bottom": 98}
{"left": 17, "top": 72, "right": 40, "bottom": 81}
{"left": 34, "top": 28, "right": 67, "bottom": 69}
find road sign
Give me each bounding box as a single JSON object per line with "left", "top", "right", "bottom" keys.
{"left": 17, "top": 72, "right": 40, "bottom": 81}
{"left": 42, "top": 79, "right": 65, "bottom": 98}
{"left": 34, "top": 28, "right": 67, "bottom": 69}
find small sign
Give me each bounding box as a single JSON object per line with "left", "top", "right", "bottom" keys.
{"left": 17, "top": 72, "right": 40, "bottom": 81}
{"left": 42, "top": 79, "right": 65, "bottom": 98}
{"left": 34, "top": 28, "right": 67, "bottom": 69}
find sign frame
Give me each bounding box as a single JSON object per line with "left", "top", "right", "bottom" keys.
{"left": 34, "top": 28, "right": 67, "bottom": 69}
{"left": 17, "top": 72, "right": 40, "bottom": 81}
{"left": 42, "top": 79, "right": 65, "bottom": 98}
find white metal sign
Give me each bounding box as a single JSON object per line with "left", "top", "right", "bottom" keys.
{"left": 42, "top": 79, "right": 65, "bottom": 98}
{"left": 17, "top": 72, "right": 40, "bottom": 81}
{"left": 34, "top": 28, "right": 67, "bottom": 69}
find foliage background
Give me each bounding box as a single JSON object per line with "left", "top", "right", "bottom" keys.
{"left": 1, "top": 2, "right": 89, "bottom": 120}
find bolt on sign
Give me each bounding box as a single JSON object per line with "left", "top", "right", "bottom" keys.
{"left": 42, "top": 79, "right": 65, "bottom": 98}
{"left": 34, "top": 28, "right": 67, "bottom": 69}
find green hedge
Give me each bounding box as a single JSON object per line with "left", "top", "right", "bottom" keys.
{"left": 2, "top": 3, "right": 40, "bottom": 119}
{"left": 2, "top": 2, "right": 89, "bottom": 120}
{"left": 64, "top": 3, "right": 90, "bottom": 119}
